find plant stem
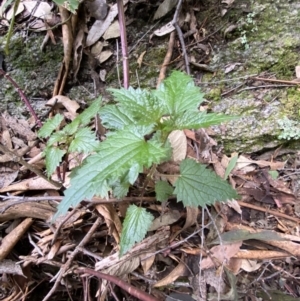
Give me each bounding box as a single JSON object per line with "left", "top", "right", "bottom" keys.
{"left": 117, "top": 0, "right": 129, "bottom": 88}
{"left": 0, "top": 69, "right": 42, "bottom": 127}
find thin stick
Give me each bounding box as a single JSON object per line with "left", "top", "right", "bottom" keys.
{"left": 0, "top": 69, "right": 42, "bottom": 127}
{"left": 172, "top": 0, "right": 190, "bottom": 74}
{"left": 78, "top": 268, "right": 160, "bottom": 301}
{"left": 0, "top": 143, "right": 61, "bottom": 188}
{"left": 157, "top": 31, "right": 175, "bottom": 87}
{"left": 41, "top": 217, "right": 102, "bottom": 301}
{"left": 237, "top": 200, "right": 300, "bottom": 223}
{"left": 117, "top": 0, "right": 129, "bottom": 88}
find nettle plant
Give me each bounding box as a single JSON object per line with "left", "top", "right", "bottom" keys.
{"left": 39, "top": 71, "right": 238, "bottom": 256}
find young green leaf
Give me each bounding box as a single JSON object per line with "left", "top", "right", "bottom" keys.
{"left": 155, "top": 180, "right": 174, "bottom": 202}
{"left": 154, "top": 71, "right": 204, "bottom": 115}
{"left": 174, "top": 158, "right": 239, "bottom": 207}
{"left": 224, "top": 154, "right": 238, "bottom": 180}
{"left": 100, "top": 105, "right": 135, "bottom": 130}
{"left": 44, "top": 147, "right": 66, "bottom": 177}
{"left": 108, "top": 87, "right": 165, "bottom": 125}
{"left": 47, "top": 131, "right": 67, "bottom": 146}
{"left": 53, "top": 125, "right": 170, "bottom": 220}
{"left": 119, "top": 205, "right": 154, "bottom": 256}
{"left": 172, "top": 111, "right": 238, "bottom": 130}
{"left": 112, "top": 180, "right": 131, "bottom": 199}
{"left": 77, "top": 98, "right": 102, "bottom": 126}
{"left": 38, "top": 114, "right": 64, "bottom": 138}
{"left": 69, "top": 127, "right": 99, "bottom": 153}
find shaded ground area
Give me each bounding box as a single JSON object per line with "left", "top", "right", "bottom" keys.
{"left": 0, "top": 0, "right": 300, "bottom": 300}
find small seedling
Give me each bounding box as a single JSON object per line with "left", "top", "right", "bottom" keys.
{"left": 39, "top": 71, "right": 239, "bottom": 256}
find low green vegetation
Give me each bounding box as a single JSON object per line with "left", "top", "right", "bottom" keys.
{"left": 277, "top": 117, "right": 300, "bottom": 140}
{"left": 39, "top": 71, "right": 238, "bottom": 256}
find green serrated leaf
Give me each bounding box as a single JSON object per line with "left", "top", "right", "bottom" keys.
{"left": 52, "top": 0, "right": 79, "bottom": 13}
{"left": 108, "top": 87, "right": 165, "bottom": 125}
{"left": 47, "top": 132, "right": 66, "bottom": 147}
{"left": 162, "top": 111, "right": 238, "bottom": 132}
{"left": 120, "top": 205, "right": 154, "bottom": 256}
{"left": 268, "top": 170, "right": 279, "bottom": 180}
{"left": 154, "top": 71, "right": 204, "bottom": 115}
{"left": 63, "top": 99, "right": 102, "bottom": 135}
{"left": 53, "top": 125, "right": 169, "bottom": 220}
{"left": 38, "top": 114, "right": 64, "bottom": 138}
{"left": 44, "top": 147, "right": 66, "bottom": 177}
{"left": 69, "top": 127, "right": 99, "bottom": 153}
{"left": 174, "top": 159, "right": 239, "bottom": 207}
{"left": 224, "top": 155, "right": 238, "bottom": 180}
{"left": 128, "top": 163, "right": 141, "bottom": 184}
{"left": 63, "top": 118, "right": 81, "bottom": 136}
{"left": 78, "top": 98, "right": 102, "bottom": 126}
{"left": 155, "top": 180, "right": 174, "bottom": 202}
{"left": 100, "top": 105, "right": 134, "bottom": 130}
{"left": 112, "top": 180, "right": 130, "bottom": 198}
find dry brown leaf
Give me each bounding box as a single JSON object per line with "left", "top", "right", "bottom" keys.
{"left": 0, "top": 260, "right": 25, "bottom": 276}
{"left": 73, "top": 25, "right": 85, "bottom": 79}
{"left": 200, "top": 242, "right": 242, "bottom": 270}
{"left": 86, "top": 0, "right": 129, "bottom": 47}
{"left": 104, "top": 255, "right": 140, "bottom": 276}
{"left": 153, "top": 22, "right": 175, "bottom": 36}
{"left": 96, "top": 227, "right": 170, "bottom": 271}
{"left": 0, "top": 162, "right": 19, "bottom": 189}
{"left": 95, "top": 204, "right": 122, "bottom": 243}
{"left": 203, "top": 268, "right": 226, "bottom": 294}
{"left": 2, "top": 2, "right": 24, "bottom": 20}
{"left": 239, "top": 259, "right": 262, "bottom": 272}
{"left": 23, "top": 1, "right": 51, "bottom": 19}
{"left": 0, "top": 218, "right": 33, "bottom": 260}
{"left": 236, "top": 155, "right": 286, "bottom": 171}
{"left": 149, "top": 210, "right": 181, "bottom": 231}
{"left": 98, "top": 50, "right": 113, "bottom": 63}
{"left": 170, "top": 207, "right": 198, "bottom": 241}
{"left": 153, "top": 262, "right": 187, "bottom": 287}
{"left": 103, "top": 20, "right": 120, "bottom": 40}
{"left": 47, "top": 240, "right": 62, "bottom": 260}
{"left": 153, "top": 0, "right": 177, "bottom": 20}
{"left": 140, "top": 251, "right": 155, "bottom": 274}
{"left": 168, "top": 130, "right": 187, "bottom": 162}
{"left": 85, "top": 0, "right": 108, "bottom": 20}
{"left": 0, "top": 177, "right": 60, "bottom": 193}
{"left": 46, "top": 95, "right": 80, "bottom": 119}
{"left": 137, "top": 51, "right": 146, "bottom": 68}
{"left": 3, "top": 112, "right": 36, "bottom": 141}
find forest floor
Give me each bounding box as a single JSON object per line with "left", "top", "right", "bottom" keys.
{"left": 0, "top": 0, "right": 300, "bottom": 300}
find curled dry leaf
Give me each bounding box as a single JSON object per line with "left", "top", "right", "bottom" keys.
{"left": 0, "top": 177, "right": 60, "bottom": 193}
{"left": 86, "top": 0, "right": 129, "bottom": 47}
{"left": 103, "top": 20, "right": 120, "bottom": 40}
{"left": 168, "top": 130, "right": 187, "bottom": 162}
{"left": 153, "top": 262, "right": 187, "bottom": 288}
{"left": 200, "top": 242, "right": 242, "bottom": 270}
{"left": 0, "top": 162, "right": 19, "bottom": 189}
{"left": 149, "top": 210, "right": 181, "bottom": 231}
{"left": 46, "top": 95, "right": 80, "bottom": 119}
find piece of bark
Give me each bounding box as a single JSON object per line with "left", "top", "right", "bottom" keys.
{"left": 0, "top": 201, "right": 55, "bottom": 221}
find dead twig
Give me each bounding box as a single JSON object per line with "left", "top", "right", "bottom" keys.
{"left": 237, "top": 200, "right": 300, "bottom": 223}
{"left": 0, "top": 143, "right": 62, "bottom": 189}
{"left": 117, "top": 0, "right": 129, "bottom": 88}
{"left": 250, "top": 76, "right": 300, "bottom": 86}
{"left": 157, "top": 31, "right": 176, "bottom": 87}
{"left": 172, "top": 0, "right": 190, "bottom": 74}
{"left": 41, "top": 217, "right": 102, "bottom": 301}
{"left": 0, "top": 69, "right": 42, "bottom": 127}
{"left": 78, "top": 268, "right": 160, "bottom": 301}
